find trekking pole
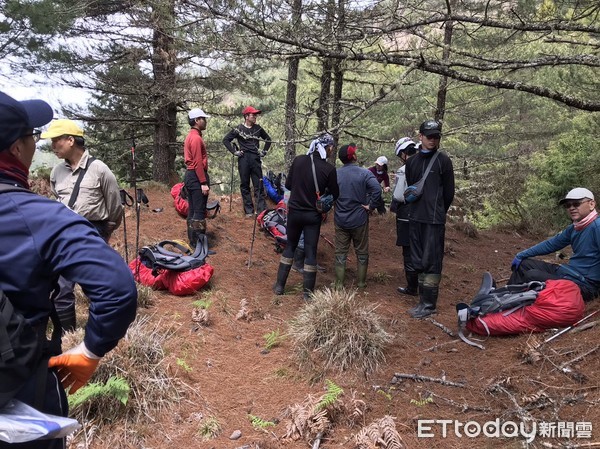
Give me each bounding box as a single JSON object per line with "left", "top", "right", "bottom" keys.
{"left": 247, "top": 179, "right": 263, "bottom": 269}
{"left": 130, "top": 137, "right": 141, "bottom": 281}
{"left": 119, "top": 189, "right": 134, "bottom": 262}
{"left": 543, "top": 310, "right": 600, "bottom": 344}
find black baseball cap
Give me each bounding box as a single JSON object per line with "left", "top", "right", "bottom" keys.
{"left": 0, "top": 91, "right": 54, "bottom": 151}
{"left": 419, "top": 120, "right": 442, "bottom": 137}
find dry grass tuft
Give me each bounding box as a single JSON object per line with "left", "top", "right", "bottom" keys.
{"left": 288, "top": 287, "right": 392, "bottom": 375}
{"left": 67, "top": 315, "right": 185, "bottom": 446}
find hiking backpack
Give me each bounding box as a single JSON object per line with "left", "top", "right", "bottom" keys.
{"left": 257, "top": 202, "right": 288, "bottom": 252}
{"left": 456, "top": 272, "right": 545, "bottom": 349}
{"left": 138, "top": 237, "right": 209, "bottom": 276}
{"left": 0, "top": 183, "right": 62, "bottom": 408}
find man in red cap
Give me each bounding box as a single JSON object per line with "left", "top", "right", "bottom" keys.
{"left": 222, "top": 106, "right": 272, "bottom": 216}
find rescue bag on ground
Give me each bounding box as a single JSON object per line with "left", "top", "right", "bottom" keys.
{"left": 257, "top": 200, "right": 288, "bottom": 252}
{"left": 456, "top": 273, "right": 585, "bottom": 349}
{"left": 170, "top": 183, "right": 220, "bottom": 219}
{"left": 130, "top": 237, "right": 214, "bottom": 295}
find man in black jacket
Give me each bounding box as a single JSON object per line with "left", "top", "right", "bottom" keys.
{"left": 222, "top": 106, "right": 271, "bottom": 216}
{"left": 405, "top": 120, "right": 455, "bottom": 318}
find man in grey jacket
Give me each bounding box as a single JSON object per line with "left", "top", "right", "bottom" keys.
{"left": 334, "top": 144, "right": 382, "bottom": 288}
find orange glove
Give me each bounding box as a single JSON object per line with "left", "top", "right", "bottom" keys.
{"left": 48, "top": 343, "right": 101, "bottom": 394}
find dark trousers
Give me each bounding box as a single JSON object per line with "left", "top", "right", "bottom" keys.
{"left": 238, "top": 153, "right": 266, "bottom": 214}
{"left": 409, "top": 221, "right": 445, "bottom": 274}
{"left": 284, "top": 210, "right": 322, "bottom": 266}
{"left": 396, "top": 213, "right": 415, "bottom": 273}
{"left": 509, "top": 258, "right": 598, "bottom": 301}
{"left": 55, "top": 221, "right": 110, "bottom": 315}
{"left": 0, "top": 370, "right": 68, "bottom": 449}
{"left": 185, "top": 170, "right": 209, "bottom": 220}
{"left": 509, "top": 259, "right": 560, "bottom": 285}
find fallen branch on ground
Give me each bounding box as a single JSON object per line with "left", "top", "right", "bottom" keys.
{"left": 426, "top": 391, "right": 491, "bottom": 412}
{"left": 425, "top": 318, "right": 456, "bottom": 337}
{"left": 570, "top": 320, "right": 598, "bottom": 334}
{"left": 393, "top": 373, "right": 465, "bottom": 388}
{"left": 425, "top": 340, "right": 459, "bottom": 352}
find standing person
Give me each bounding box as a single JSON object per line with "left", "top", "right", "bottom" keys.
{"left": 334, "top": 144, "right": 381, "bottom": 288}
{"left": 273, "top": 134, "right": 339, "bottom": 300}
{"left": 41, "top": 119, "right": 123, "bottom": 333}
{"left": 368, "top": 156, "right": 390, "bottom": 214}
{"left": 222, "top": 106, "right": 271, "bottom": 216}
{"left": 0, "top": 91, "right": 137, "bottom": 449}
{"left": 405, "top": 120, "right": 455, "bottom": 318}
{"left": 392, "top": 137, "right": 419, "bottom": 296}
{"left": 509, "top": 187, "right": 600, "bottom": 301}
{"left": 184, "top": 107, "right": 210, "bottom": 248}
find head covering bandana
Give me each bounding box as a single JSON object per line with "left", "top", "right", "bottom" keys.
{"left": 307, "top": 133, "right": 334, "bottom": 159}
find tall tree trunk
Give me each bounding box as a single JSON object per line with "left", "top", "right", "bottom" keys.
{"left": 329, "top": 0, "right": 345, "bottom": 164}
{"left": 330, "top": 61, "right": 343, "bottom": 164}
{"left": 435, "top": 16, "right": 454, "bottom": 124}
{"left": 151, "top": 0, "right": 178, "bottom": 184}
{"left": 284, "top": 0, "right": 303, "bottom": 172}
{"left": 317, "top": 58, "right": 333, "bottom": 133}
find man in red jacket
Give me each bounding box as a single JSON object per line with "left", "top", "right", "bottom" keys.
{"left": 184, "top": 108, "right": 210, "bottom": 247}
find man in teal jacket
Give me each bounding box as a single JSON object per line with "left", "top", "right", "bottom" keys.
{"left": 510, "top": 187, "right": 600, "bottom": 301}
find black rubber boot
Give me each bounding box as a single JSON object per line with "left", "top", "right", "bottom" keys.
{"left": 273, "top": 258, "right": 293, "bottom": 295}
{"left": 397, "top": 271, "right": 419, "bottom": 296}
{"left": 57, "top": 303, "right": 76, "bottom": 334}
{"left": 303, "top": 265, "right": 318, "bottom": 300}
{"left": 409, "top": 286, "right": 438, "bottom": 318}
{"left": 292, "top": 248, "right": 305, "bottom": 273}
{"left": 188, "top": 219, "right": 207, "bottom": 248}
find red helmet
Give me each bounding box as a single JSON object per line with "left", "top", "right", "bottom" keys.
{"left": 242, "top": 106, "right": 261, "bottom": 115}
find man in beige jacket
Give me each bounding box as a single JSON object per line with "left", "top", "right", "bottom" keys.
{"left": 42, "top": 119, "right": 123, "bottom": 331}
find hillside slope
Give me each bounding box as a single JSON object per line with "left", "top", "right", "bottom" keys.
{"left": 102, "top": 186, "right": 600, "bottom": 449}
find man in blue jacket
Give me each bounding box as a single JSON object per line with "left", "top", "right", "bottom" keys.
{"left": 0, "top": 91, "right": 137, "bottom": 449}
{"left": 405, "top": 120, "right": 455, "bottom": 318}
{"left": 334, "top": 143, "right": 381, "bottom": 288}
{"left": 510, "top": 187, "right": 600, "bottom": 301}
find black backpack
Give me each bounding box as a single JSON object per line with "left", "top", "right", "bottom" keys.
{"left": 139, "top": 237, "right": 209, "bottom": 276}
{"left": 0, "top": 183, "right": 62, "bottom": 408}
{"left": 456, "top": 272, "right": 545, "bottom": 349}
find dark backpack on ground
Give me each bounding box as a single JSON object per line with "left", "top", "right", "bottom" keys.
{"left": 0, "top": 183, "right": 62, "bottom": 408}
{"left": 258, "top": 204, "right": 288, "bottom": 253}
{"left": 456, "top": 272, "right": 545, "bottom": 349}
{"left": 139, "top": 237, "right": 209, "bottom": 276}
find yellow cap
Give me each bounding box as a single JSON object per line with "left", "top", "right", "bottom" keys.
{"left": 40, "top": 119, "right": 84, "bottom": 139}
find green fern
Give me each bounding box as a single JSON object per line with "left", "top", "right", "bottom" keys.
{"left": 192, "top": 299, "right": 212, "bottom": 309}
{"left": 263, "top": 329, "right": 283, "bottom": 350}
{"left": 248, "top": 414, "right": 276, "bottom": 430}
{"left": 316, "top": 379, "right": 344, "bottom": 411}
{"left": 68, "top": 376, "right": 130, "bottom": 408}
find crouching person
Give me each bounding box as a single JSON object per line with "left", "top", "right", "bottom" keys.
{"left": 0, "top": 91, "right": 137, "bottom": 449}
